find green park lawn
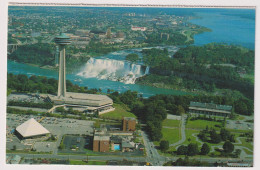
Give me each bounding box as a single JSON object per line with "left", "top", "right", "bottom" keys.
{"left": 100, "top": 103, "right": 136, "bottom": 120}
{"left": 162, "top": 119, "right": 180, "bottom": 128}
{"left": 154, "top": 127, "right": 181, "bottom": 146}
{"left": 70, "top": 160, "right": 107, "bottom": 165}
{"left": 186, "top": 120, "right": 222, "bottom": 130}
{"left": 181, "top": 129, "right": 200, "bottom": 146}
{"left": 235, "top": 137, "right": 253, "bottom": 151}
{"left": 243, "top": 147, "right": 253, "bottom": 155}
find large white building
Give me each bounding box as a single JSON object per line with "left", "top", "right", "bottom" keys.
{"left": 15, "top": 118, "right": 50, "bottom": 139}
{"left": 46, "top": 92, "right": 114, "bottom": 115}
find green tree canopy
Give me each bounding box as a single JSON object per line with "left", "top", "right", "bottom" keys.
{"left": 160, "top": 140, "right": 169, "bottom": 152}
{"left": 187, "top": 143, "right": 199, "bottom": 156}
{"left": 200, "top": 143, "right": 210, "bottom": 155}
{"left": 125, "top": 53, "right": 139, "bottom": 63}
{"left": 223, "top": 141, "right": 234, "bottom": 153}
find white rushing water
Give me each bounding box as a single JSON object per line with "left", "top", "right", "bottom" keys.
{"left": 77, "top": 58, "right": 149, "bottom": 84}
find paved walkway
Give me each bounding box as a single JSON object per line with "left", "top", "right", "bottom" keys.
{"left": 170, "top": 115, "right": 187, "bottom": 147}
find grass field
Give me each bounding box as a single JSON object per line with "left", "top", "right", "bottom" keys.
{"left": 180, "top": 129, "right": 200, "bottom": 146}
{"left": 100, "top": 103, "right": 136, "bottom": 120}
{"left": 186, "top": 120, "right": 222, "bottom": 130}
{"left": 243, "top": 148, "right": 253, "bottom": 155}
{"left": 162, "top": 119, "right": 180, "bottom": 128}
{"left": 70, "top": 160, "right": 107, "bottom": 165}
{"left": 235, "top": 115, "right": 246, "bottom": 120}
{"left": 154, "top": 127, "right": 181, "bottom": 146}
{"left": 236, "top": 137, "right": 253, "bottom": 151}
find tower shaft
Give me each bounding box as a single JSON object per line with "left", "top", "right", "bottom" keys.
{"left": 58, "top": 45, "right": 66, "bottom": 97}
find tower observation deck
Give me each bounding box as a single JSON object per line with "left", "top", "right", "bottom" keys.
{"left": 47, "top": 33, "right": 114, "bottom": 115}
{"left": 54, "top": 33, "right": 71, "bottom": 98}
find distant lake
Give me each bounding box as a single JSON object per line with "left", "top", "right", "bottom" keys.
{"left": 190, "top": 9, "right": 255, "bottom": 49}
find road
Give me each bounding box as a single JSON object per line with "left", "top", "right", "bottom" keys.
{"left": 7, "top": 152, "right": 252, "bottom": 165}
{"left": 170, "top": 114, "right": 187, "bottom": 147}
{"left": 141, "top": 131, "right": 166, "bottom": 166}
{"left": 7, "top": 153, "right": 146, "bottom": 162}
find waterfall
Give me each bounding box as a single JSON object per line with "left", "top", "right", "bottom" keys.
{"left": 145, "top": 66, "right": 149, "bottom": 75}
{"left": 77, "top": 58, "right": 149, "bottom": 84}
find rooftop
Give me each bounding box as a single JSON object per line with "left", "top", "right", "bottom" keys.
{"left": 190, "top": 101, "right": 232, "bottom": 111}
{"left": 122, "top": 141, "right": 135, "bottom": 148}
{"left": 123, "top": 117, "right": 136, "bottom": 121}
{"left": 94, "top": 135, "right": 110, "bottom": 141}
{"left": 48, "top": 92, "right": 113, "bottom": 107}
{"left": 16, "top": 118, "right": 50, "bottom": 138}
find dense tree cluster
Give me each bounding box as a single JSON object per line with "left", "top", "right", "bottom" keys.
{"left": 138, "top": 44, "right": 255, "bottom": 99}
{"left": 125, "top": 53, "right": 139, "bottom": 63}
{"left": 8, "top": 43, "right": 90, "bottom": 71}
{"left": 174, "top": 43, "right": 254, "bottom": 70}
{"left": 198, "top": 127, "right": 235, "bottom": 144}
{"left": 145, "top": 32, "right": 189, "bottom": 46}
{"left": 142, "top": 48, "right": 169, "bottom": 67}
{"left": 85, "top": 41, "right": 121, "bottom": 56}
{"left": 177, "top": 143, "right": 210, "bottom": 156}
{"left": 7, "top": 73, "right": 102, "bottom": 95}
{"left": 8, "top": 43, "right": 55, "bottom": 66}
{"left": 177, "top": 143, "right": 199, "bottom": 156}
{"left": 164, "top": 157, "right": 209, "bottom": 167}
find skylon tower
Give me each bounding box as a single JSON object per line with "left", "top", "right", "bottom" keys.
{"left": 54, "top": 33, "right": 71, "bottom": 98}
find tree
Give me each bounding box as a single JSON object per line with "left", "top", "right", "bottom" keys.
{"left": 160, "top": 140, "right": 169, "bottom": 152}
{"left": 59, "top": 143, "right": 65, "bottom": 150}
{"left": 177, "top": 145, "right": 188, "bottom": 155}
{"left": 200, "top": 143, "right": 210, "bottom": 155}
{"left": 210, "top": 129, "right": 222, "bottom": 143}
{"left": 234, "top": 149, "right": 241, "bottom": 158}
{"left": 187, "top": 143, "right": 199, "bottom": 156}
{"left": 125, "top": 53, "right": 139, "bottom": 63}
{"left": 223, "top": 141, "right": 234, "bottom": 153}
{"left": 56, "top": 107, "right": 65, "bottom": 114}
{"left": 234, "top": 99, "right": 249, "bottom": 115}
{"left": 50, "top": 135, "right": 56, "bottom": 141}
{"left": 176, "top": 105, "right": 185, "bottom": 115}
{"left": 220, "top": 128, "right": 230, "bottom": 141}
{"left": 13, "top": 145, "right": 16, "bottom": 151}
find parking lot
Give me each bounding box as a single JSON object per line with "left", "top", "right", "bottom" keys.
{"left": 226, "top": 119, "right": 253, "bottom": 130}
{"left": 62, "top": 135, "right": 92, "bottom": 152}
{"left": 8, "top": 93, "right": 45, "bottom": 103}
{"left": 6, "top": 113, "right": 95, "bottom": 153}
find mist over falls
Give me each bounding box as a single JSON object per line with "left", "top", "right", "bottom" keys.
{"left": 77, "top": 58, "right": 149, "bottom": 84}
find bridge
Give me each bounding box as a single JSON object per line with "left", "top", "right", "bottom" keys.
{"left": 7, "top": 44, "right": 23, "bottom": 53}
{"left": 37, "top": 105, "right": 65, "bottom": 123}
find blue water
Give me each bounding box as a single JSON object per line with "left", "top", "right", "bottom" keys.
{"left": 7, "top": 8, "right": 255, "bottom": 97}
{"left": 190, "top": 9, "right": 255, "bottom": 49}
{"left": 114, "top": 144, "right": 120, "bottom": 151}
{"left": 7, "top": 60, "right": 189, "bottom": 97}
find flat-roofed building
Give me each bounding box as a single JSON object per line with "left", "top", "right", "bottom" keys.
{"left": 122, "top": 117, "right": 136, "bottom": 131}
{"left": 93, "top": 135, "right": 110, "bottom": 152}
{"left": 189, "top": 101, "right": 232, "bottom": 117}
{"left": 122, "top": 141, "right": 135, "bottom": 152}
{"left": 46, "top": 92, "right": 114, "bottom": 115}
